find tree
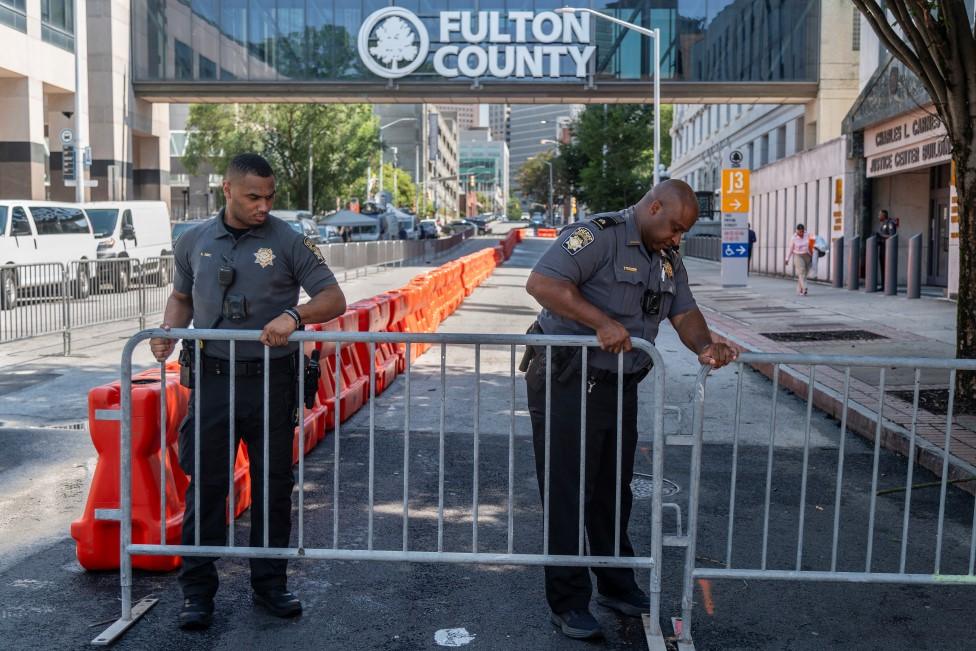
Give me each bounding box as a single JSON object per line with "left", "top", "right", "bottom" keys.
{"left": 506, "top": 197, "right": 523, "bottom": 220}
{"left": 558, "top": 104, "right": 672, "bottom": 213}
{"left": 182, "top": 104, "right": 380, "bottom": 214}
{"left": 852, "top": 1, "right": 975, "bottom": 405}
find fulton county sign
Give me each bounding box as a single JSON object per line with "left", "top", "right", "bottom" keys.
{"left": 358, "top": 8, "right": 595, "bottom": 80}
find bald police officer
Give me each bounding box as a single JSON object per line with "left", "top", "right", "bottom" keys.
{"left": 525, "top": 180, "right": 737, "bottom": 639}
{"left": 149, "top": 153, "right": 346, "bottom": 630}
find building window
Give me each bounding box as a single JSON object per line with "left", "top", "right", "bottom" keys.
{"left": 0, "top": 0, "right": 27, "bottom": 33}
{"left": 794, "top": 117, "right": 805, "bottom": 152}
{"left": 853, "top": 8, "right": 861, "bottom": 51}
{"left": 759, "top": 134, "right": 769, "bottom": 167}
{"left": 198, "top": 55, "right": 217, "bottom": 80}
{"left": 776, "top": 125, "right": 787, "bottom": 160}
{"left": 170, "top": 131, "right": 189, "bottom": 158}
{"left": 175, "top": 40, "right": 193, "bottom": 80}
{"left": 41, "top": 0, "right": 74, "bottom": 52}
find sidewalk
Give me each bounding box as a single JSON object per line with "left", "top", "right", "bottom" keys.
{"left": 683, "top": 256, "right": 975, "bottom": 488}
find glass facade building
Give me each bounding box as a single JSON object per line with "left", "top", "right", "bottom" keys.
{"left": 132, "top": 0, "right": 820, "bottom": 101}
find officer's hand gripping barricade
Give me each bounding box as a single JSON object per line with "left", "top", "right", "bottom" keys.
{"left": 304, "top": 350, "right": 321, "bottom": 410}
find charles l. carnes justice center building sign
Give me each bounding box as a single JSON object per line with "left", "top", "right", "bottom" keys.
{"left": 865, "top": 107, "right": 952, "bottom": 178}
{"left": 357, "top": 8, "right": 595, "bottom": 80}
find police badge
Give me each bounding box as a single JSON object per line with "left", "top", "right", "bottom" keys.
{"left": 562, "top": 227, "right": 594, "bottom": 255}
{"left": 254, "top": 247, "right": 275, "bottom": 268}
{"left": 304, "top": 237, "right": 327, "bottom": 264}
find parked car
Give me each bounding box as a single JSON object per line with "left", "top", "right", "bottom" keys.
{"left": 171, "top": 218, "right": 208, "bottom": 244}
{"left": 419, "top": 219, "right": 439, "bottom": 239}
{"left": 316, "top": 224, "right": 343, "bottom": 244}
{"left": 86, "top": 201, "right": 174, "bottom": 291}
{"left": 0, "top": 201, "right": 97, "bottom": 309}
{"left": 274, "top": 210, "right": 321, "bottom": 244}
{"left": 529, "top": 213, "right": 546, "bottom": 227}
{"left": 467, "top": 216, "right": 489, "bottom": 235}
{"left": 448, "top": 220, "right": 479, "bottom": 235}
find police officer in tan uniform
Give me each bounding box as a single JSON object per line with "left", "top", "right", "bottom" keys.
{"left": 149, "top": 153, "right": 346, "bottom": 630}
{"left": 525, "top": 180, "right": 737, "bottom": 639}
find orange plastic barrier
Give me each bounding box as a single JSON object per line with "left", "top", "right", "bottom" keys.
{"left": 311, "top": 319, "right": 368, "bottom": 424}
{"left": 71, "top": 364, "right": 253, "bottom": 571}
{"left": 536, "top": 227, "right": 558, "bottom": 238}
{"left": 348, "top": 297, "right": 399, "bottom": 395}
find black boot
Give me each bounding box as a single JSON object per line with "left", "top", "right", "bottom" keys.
{"left": 178, "top": 596, "right": 214, "bottom": 630}
{"left": 253, "top": 588, "right": 302, "bottom": 618}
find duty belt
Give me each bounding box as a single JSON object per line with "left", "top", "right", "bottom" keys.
{"left": 201, "top": 353, "right": 295, "bottom": 377}
{"left": 587, "top": 366, "right": 650, "bottom": 389}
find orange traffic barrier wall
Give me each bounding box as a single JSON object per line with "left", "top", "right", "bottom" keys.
{"left": 74, "top": 234, "right": 524, "bottom": 572}
{"left": 536, "top": 227, "right": 558, "bottom": 238}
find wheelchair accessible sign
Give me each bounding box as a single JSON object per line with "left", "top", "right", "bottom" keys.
{"left": 721, "top": 153, "right": 750, "bottom": 286}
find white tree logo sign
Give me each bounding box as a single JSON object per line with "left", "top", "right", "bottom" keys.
{"left": 358, "top": 8, "right": 429, "bottom": 79}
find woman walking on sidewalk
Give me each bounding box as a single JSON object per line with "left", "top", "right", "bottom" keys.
{"left": 785, "top": 224, "right": 812, "bottom": 295}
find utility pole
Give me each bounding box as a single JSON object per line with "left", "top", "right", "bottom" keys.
{"left": 307, "top": 132, "right": 313, "bottom": 212}
{"left": 73, "top": 0, "right": 90, "bottom": 202}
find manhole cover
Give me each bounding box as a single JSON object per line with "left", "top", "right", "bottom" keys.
{"left": 760, "top": 329, "right": 888, "bottom": 343}
{"left": 631, "top": 475, "right": 680, "bottom": 499}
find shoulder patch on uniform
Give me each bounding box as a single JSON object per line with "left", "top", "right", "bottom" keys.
{"left": 589, "top": 213, "right": 626, "bottom": 230}
{"left": 562, "top": 226, "right": 595, "bottom": 255}
{"left": 304, "top": 237, "right": 326, "bottom": 265}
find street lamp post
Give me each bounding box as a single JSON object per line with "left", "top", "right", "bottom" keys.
{"left": 541, "top": 139, "right": 560, "bottom": 225}
{"left": 378, "top": 117, "right": 417, "bottom": 204}
{"left": 556, "top": 7, "right": 661, "bottom": 187}
{"left": 542, "top": 160, "right": 554, "bottom": 225}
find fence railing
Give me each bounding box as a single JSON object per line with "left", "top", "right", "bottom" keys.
{"left": 682, "top": 235, "right": 721, "bottom": 261}
{"left": 92, "top": 330, "right": 668, "bottom": 647}
{"left": 0, "top": 232, "right": 474, "bottom": 354}
{"left": 676, "top": 353, "right": 976, "bottom": 648}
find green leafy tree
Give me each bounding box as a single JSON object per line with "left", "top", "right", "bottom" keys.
{"left": 559, "top": 104, "right": 672, "bottom": 213}
{"left": 182, "top": 104, "right": 380, "bottom": 214}
{"left": 852, "top": 1, "right": 976, "bottom": 405}
{"left": 506, "top": 197, "right": 523, "bottom": 220}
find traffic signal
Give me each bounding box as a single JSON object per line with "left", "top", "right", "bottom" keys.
{"left": 570, "top": 196, "right": 577, "bottom": 215}
{"left": 469, "top": 175, "right": 475, "bottom": 187}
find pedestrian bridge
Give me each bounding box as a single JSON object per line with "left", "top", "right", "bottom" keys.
{"left": 132, "top": 0, "right": 819, "bottom": 104}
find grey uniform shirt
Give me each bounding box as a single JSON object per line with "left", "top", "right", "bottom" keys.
{"left": 533, "top": 207, "right": 697, "bottom": 373}
{"left": 173, "top": 209, "right": 337, "bottom": 360}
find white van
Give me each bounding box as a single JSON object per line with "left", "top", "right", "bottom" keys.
{"left": 85, "top": 201, "right": 173, "bottom": 291}
{"left": 0, "top": 201, "right": 98, "bottom": 309}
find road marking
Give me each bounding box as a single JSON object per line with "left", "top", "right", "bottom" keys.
{"left": 434, "top": 628, "right": 476, "bottom": 646}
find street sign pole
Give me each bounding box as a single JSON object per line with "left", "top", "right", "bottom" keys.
{"left": 721, "top": 152, "right": 750, "bottom": 287}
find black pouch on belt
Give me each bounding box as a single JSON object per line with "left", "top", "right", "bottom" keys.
{"left": 178, "top": 339, "right": 196, "bottom": 389}
{"left": 303, "top": 350, "right": 321, "bottom": 409}
{"left": 518, "top": 320, "right": 544, "bottom": 372}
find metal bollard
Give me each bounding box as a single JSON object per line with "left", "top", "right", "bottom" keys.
{"left": 832, "top": 237, "right": 844, "bottom": 288}
{"left": 846, "top": 235, "right": 860, "bottom": 290}
{"left": 884, "top": 234, "right": 898, "bottom": 296}
{"left": 907, "top": 234, "right": 921, "bottom": 299}
{"left": 864, "top": 235, "right": 878, "bottom": 293}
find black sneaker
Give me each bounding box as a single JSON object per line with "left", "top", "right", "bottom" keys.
{"left": 178, "top": 596, "right": 214, "bottom": 630}
{"left": 550, "top": 609, "right": 603, "bottom": 639}
{"left": 596, "top": 590, "right": 650, "bottom": 617}
{"left": 253, "top": 588, "right": 303, "bottom": 618}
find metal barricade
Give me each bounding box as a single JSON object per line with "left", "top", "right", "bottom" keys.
{"left": 675, "top": 353, "right": 976, "bottom": 650}
{"left": 0, "top": 262, "right": 70, "bottom": 348}
{"left": 1, "top": 225, "right": 476, "bottom": 353}
{"left": 93, "top": 330, "right": 669, "bottom": 649}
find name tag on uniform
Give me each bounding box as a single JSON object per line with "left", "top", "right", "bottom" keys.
{"left": 623, "top": 266, "right": 638, "bottom": 272}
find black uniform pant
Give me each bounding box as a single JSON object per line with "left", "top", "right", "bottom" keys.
{"left": 525, "top": 355, "right": 641, "bottom": 614}
{"left": 178, "top": 360, "right": 297, "bottom": 600}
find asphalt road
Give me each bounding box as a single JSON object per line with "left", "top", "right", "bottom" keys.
{"left": 0, "top": 234, "right": 974, "bottom": 650}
